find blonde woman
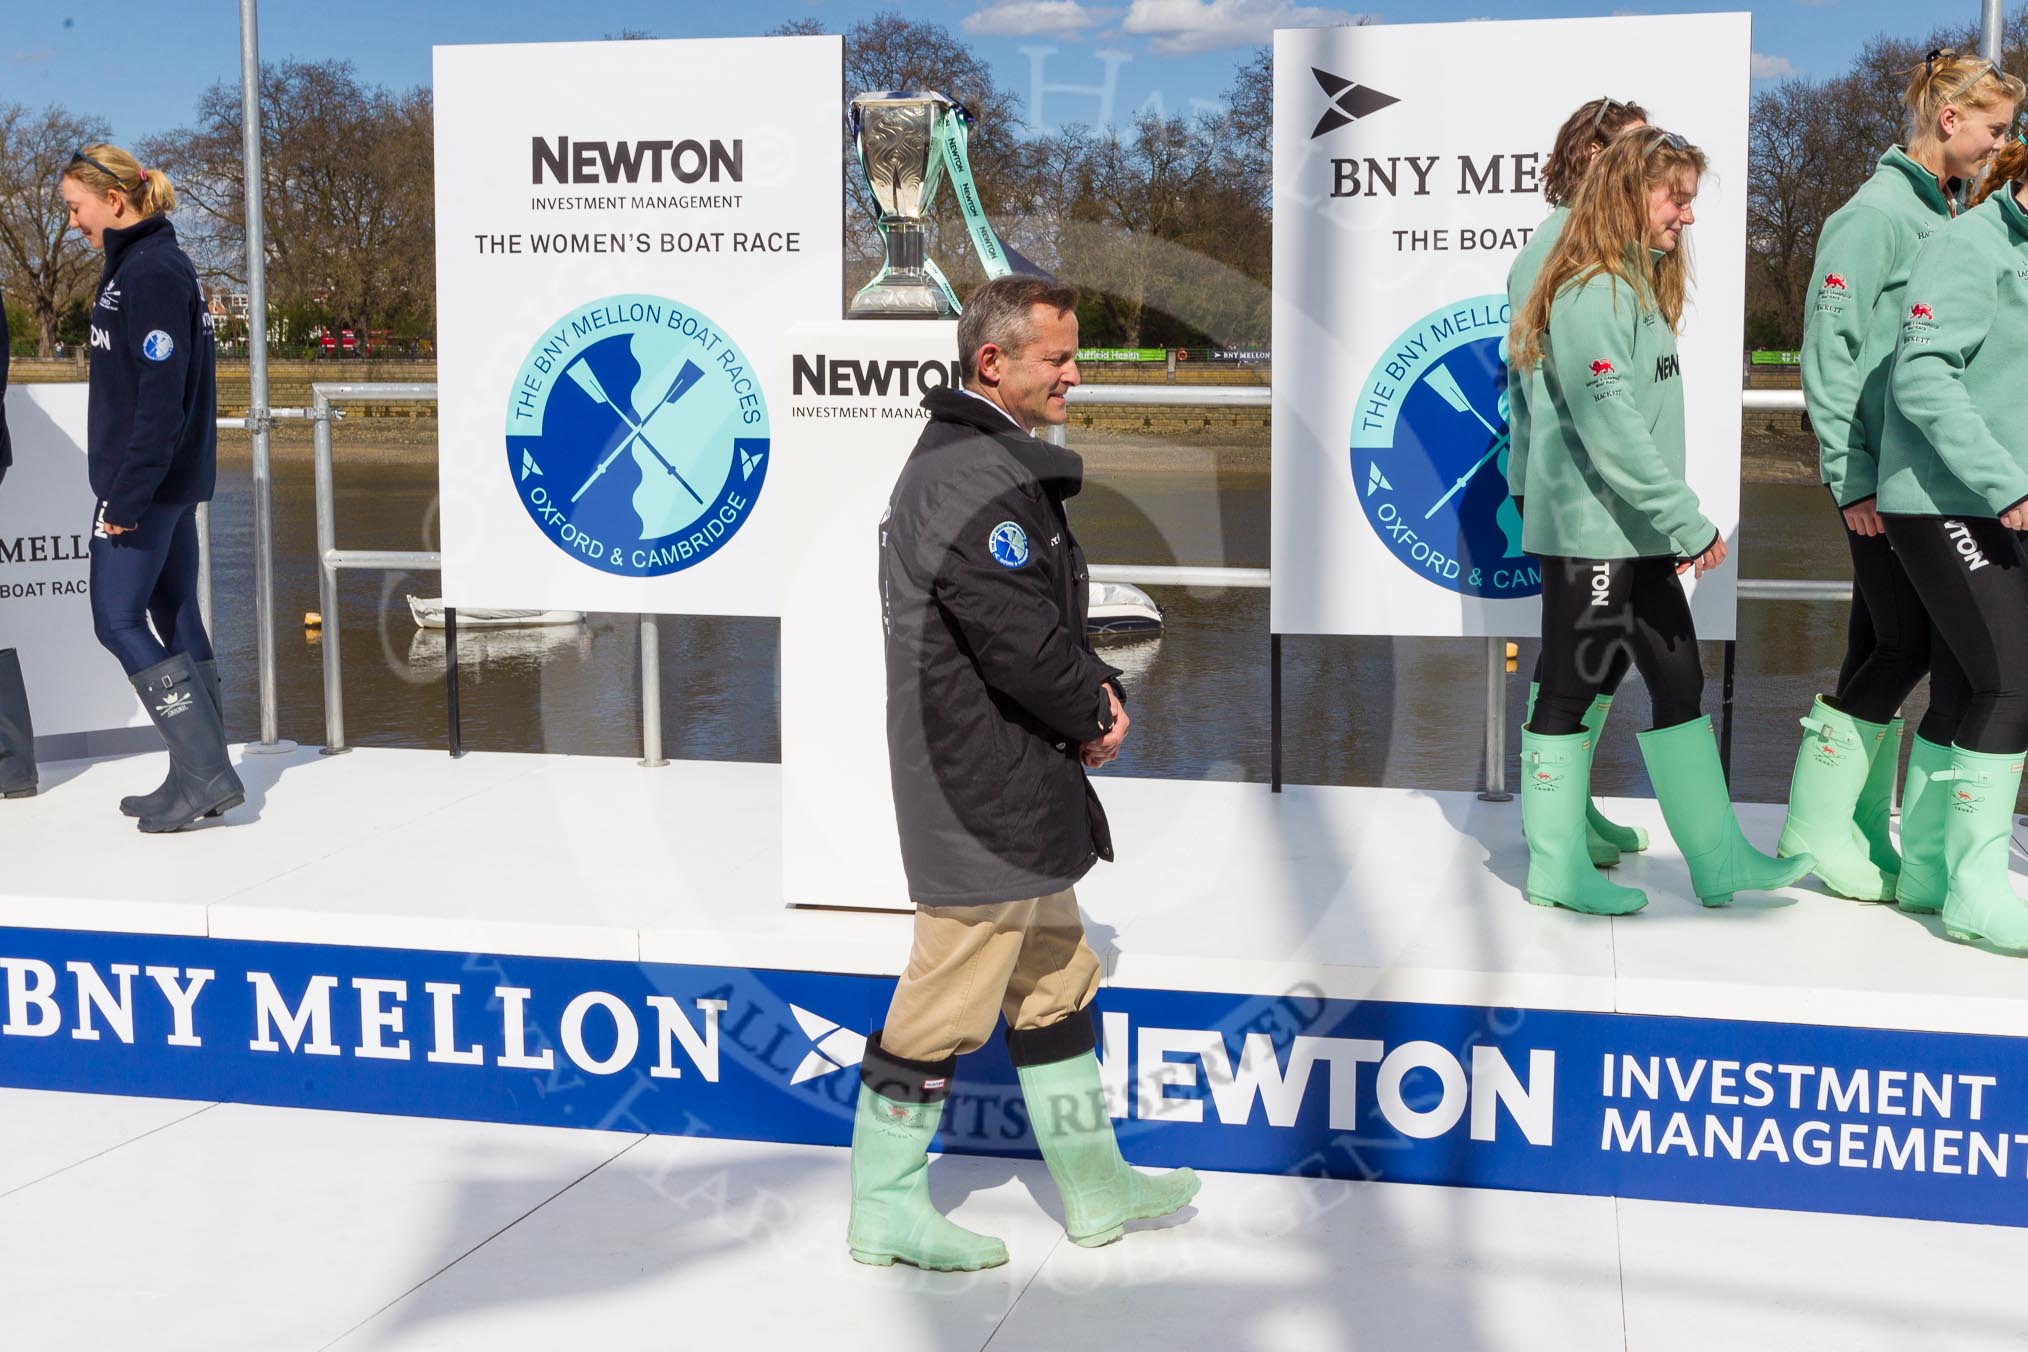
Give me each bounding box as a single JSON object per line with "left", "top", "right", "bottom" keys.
{"left": 62, "top": 144, "right": 241, "bottom": 832}
{"left": 1512, "top": 129, "right": 1814, "bottom": 914}
{"left": 1781, "top": 51, "right": 2024, "bottom": 903}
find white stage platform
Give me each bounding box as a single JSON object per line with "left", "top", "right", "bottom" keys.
{"left": 2, "top": 746, "right": 2023, "bottom": 1032}
{"left": 4, "top": 1084, "right": 2024, "bottom": 1352}
{"left": 5, "top": 746, "right": 2028, "bottom": 1239}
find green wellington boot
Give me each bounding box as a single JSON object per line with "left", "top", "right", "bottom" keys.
{"left": 1855, "top": 717, "right": 1905, "bottom": 882}
{"left": 1939, "top": 747, "right": 2028, "bottom": 954}
{"left": 1895, "top": 734, "right": 1954, "bottom": 914}
{"left": 1521, "top": 726, "right": 1647, "bottom": 915}
{"left": 846, "top": 1048, "right": 1008, "bottom": 1270}
{"left": 1527, "top": 684, "right": 1647, "bottom": 865}
{"left": 1777, "top": 697, "right": 1895, "bottom": 900}
{"left": 1013, "top": 1044, "right": 1200, "bottom": 1247}
{"left": 1638, "top": 716, "right": 1816, "bottom": 907}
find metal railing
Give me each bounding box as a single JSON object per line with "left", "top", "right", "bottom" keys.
{"left": 274, "top": 378, "right": 1832, "bottom": 789}
{"left": 308, "top": 382, "right": 673, "bottom": 764}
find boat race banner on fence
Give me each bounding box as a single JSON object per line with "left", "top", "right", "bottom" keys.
{"left": 433, "top": 35, "right": 843, "bottom": 616}
{"left": 1269, "top": 15, "right": 1749, "bottom": 638}
{"left": 5, "top": 923, "right": 2028, "bottom": 1230}
{"left": 0, "top": 386, "right": 148, "bottom": 739}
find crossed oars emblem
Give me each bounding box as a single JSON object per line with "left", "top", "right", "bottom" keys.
{"left": 565, "top": 357, "right": 708, "bottom": 505}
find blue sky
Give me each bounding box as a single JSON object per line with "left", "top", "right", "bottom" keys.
{"left": 1, "top": 0, "right": 1982, "bottom": 146}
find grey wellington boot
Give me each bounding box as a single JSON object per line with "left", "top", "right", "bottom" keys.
{"left": 131, "top": 654, "right": 244, "bottom": 833}
{"left": 123, "top": 659, "right": 224, "bottom": 818}
{"left": 0, "top": 648, "right": 36, "bottom": 798}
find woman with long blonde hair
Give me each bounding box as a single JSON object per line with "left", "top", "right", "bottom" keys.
{"left": 62, "top": 143, "right": 242, "bottom": 832}
{"left": 1781, "top": 51, "right": 2024, "bottom": 906}
{"left": 1511, "top": 128, "right": 1814, "bottom": 915}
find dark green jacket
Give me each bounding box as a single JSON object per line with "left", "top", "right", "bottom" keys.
{"left": 1523, "top": 263, "right": 1715, "bottom": 559}
{"left": 1878, "top": 189, "right": 2028, "bottom": 519}
{"left": 1802, "top": 147, "right": 1955, "bottom": 507}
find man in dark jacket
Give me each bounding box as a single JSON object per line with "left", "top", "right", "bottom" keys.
{"left": 846, "top": 276, "right": 1197, "bottom": 1272}
{"left": 0, "top": 304, "right": 36, "bottom": 797}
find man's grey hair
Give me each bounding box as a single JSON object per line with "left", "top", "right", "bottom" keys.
{"left": 958, "top": 275, "right": 1079, "bottom": 383}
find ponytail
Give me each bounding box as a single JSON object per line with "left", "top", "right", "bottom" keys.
{"left": 61, "top": 143, "right": 176, "bottom": 219}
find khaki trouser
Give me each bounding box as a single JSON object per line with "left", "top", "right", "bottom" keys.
{"left": 880, "top": 887, "right": 1103, "bottom": 1062}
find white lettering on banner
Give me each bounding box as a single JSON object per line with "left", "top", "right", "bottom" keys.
{"left": 425, "top": 981, "right": 486, "bottom": 1065}
{"left": 1, "top": 958, "right": 60, "bottom": 1036}
{"left": 497, "top": 986, "right": 556, "bottom": 1071}
{"left": 646, "top": 997, "right": 728, "bottom": 1081}
{"left": 1103, "top": 1011, "right": 1553, "bottom": 1145}
{"left": 147, "top": 966, "right": 214, "bottom": 1047}
{"left": 248, "top": 973, "right": 340, "bottom": 1056}
{"left": 562, "top": 991, "right": 640, "bottom": 1075}
{"left": 69, "top": 962, "right": 140, "bottom": 1043}
{"left": 354, "top": 978, "right": 412, "bottom": 1061}
{"left": 1601, "top": 1051, "right": 2024, "bottom": 1177}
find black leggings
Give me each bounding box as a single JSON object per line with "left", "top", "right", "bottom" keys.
{"left": 1832, "top": 526, "right": 1930, "bottom": 723}
{"left": 89, "top": 499, "right": 212, "bottom": 677}
{"left": 1531, "top": 556, "right": 1703, "bottom": 736}
{"left": 1883, "top": 515, "right": 2028, "bottom": 754}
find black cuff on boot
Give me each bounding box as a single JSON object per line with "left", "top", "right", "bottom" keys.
{"left": 859, "top": 1031, "right": 957, "bottom": 1104}
{"left": 1004, "top": 1007, "right": 1097, "bottom": 1069}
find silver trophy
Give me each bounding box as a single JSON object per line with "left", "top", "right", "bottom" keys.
{"left": 849, "top": 91, "right": 958, "bottom": 318}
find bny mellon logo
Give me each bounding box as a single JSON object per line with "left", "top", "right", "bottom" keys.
{"left": 787, "top": 1005, "right": 866, "bottom": 1085}
{"left": 1310, "top": 68, "right": 1400, "bottom": 139}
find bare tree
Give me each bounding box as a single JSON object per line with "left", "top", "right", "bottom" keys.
{"left": 144, "top": 60, "right": 436, "bottom": 343}
{"left": 0, "top": 102, "right": 110, "bottom": 356}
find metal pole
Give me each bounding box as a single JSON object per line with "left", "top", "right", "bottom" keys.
{"left": 238, "top": 0, "right": 290, "bottom": 753}
{"left": 1981, "top": 0, "right": 2003, "bottom": 61}
{"left": 194, "top": 501, "right": 213, "bottom": 641}
{"left": 1719, "top": 639, "right": 1737, "bottom": 786}
{"left": 444, "top": 607, "right": 464, "bottom": 758}
{"left": 1269, "top": 632, "right": 1283, "bottom": 793}
{"left": 1478, "top": 636, "right": 1511, "bottom": 802}
{"left": 311, "top": 393, "right": 347, "bottom": 754}
{"left": 639, "top": 614, "right": 668, "bottom": 767}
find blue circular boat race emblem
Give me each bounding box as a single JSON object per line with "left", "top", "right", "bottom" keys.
{"left": 504, "top": 293, "right": 770, "bottom": 578}
{"left": 1348, "top": 295, "right": 1537, "bottom": 600}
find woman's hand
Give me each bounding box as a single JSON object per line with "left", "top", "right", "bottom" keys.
{"left": 1842, "top": 497, "right": 1885, "bottom": 537}
{"left": 1676, "top": 534, "right": 1728, "bottom": 578}
{"left": 2000, "top": 502, "right": 2028, "bottom": 532}
{"left": 101, "top": 522, "right": 131, "bottom": 536}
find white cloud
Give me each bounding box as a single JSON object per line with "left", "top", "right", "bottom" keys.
{"left": 1751, "top": 51, "right": 1798, "bottom": 80}
{"left": 963, "top": 1, "right": 1108, "bottom": 36}
{"left": 1122, "top": 0, "right": 1371, "bottom": 56}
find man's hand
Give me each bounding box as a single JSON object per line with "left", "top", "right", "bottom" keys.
{"left": 2001, "top": 502, "right": 2028, "bottom": 533}
{"left": 1081, "top": 684, "right": 1128, "bottom": 769}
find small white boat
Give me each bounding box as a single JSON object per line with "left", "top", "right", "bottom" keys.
{"left": 407, "top": 596, "right": 586, "bottom": 630}
{"left": 1087, "top": 581, "right": 1163, "bottom": 639}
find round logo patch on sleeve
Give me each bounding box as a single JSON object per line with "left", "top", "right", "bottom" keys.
{"left": 988, "top": 521, "right": 1030, "bottom": 569}
{"left": 141, "top": 331, "right": 175, "bottom": 362}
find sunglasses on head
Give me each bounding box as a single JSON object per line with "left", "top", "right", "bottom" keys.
{"left": 68, "top": 148, "right": 126, "bottom": 184}
{"left": 1641, "top": 128, "right": 1689, "bottom": 160}
{"left": 1928, "top": 49, "right": 2004, "bottom": 85}
{"left": 1587, "top": 96, "right": 1628, "bottom": 140}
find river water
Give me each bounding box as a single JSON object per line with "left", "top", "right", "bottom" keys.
{"left": 202, "top": 435, "right": 1878, "bottom": 805}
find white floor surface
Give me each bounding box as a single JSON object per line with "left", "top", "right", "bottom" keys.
{"left": 2, "top": 1086, "right": 2022, "bottom": 1352}
{"left": 3, "top": 748, "right": 2025, "bottom": 1034}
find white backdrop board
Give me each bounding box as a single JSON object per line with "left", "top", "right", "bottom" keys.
{"left": 433, "top": 35, "right": 843, "bottom": 615}
{"left": 779, "top": 320, "right": 959, "bottom": 911}
{"left": 1270, "top": 14, "right": 1749, "bottom": 639}
{"left": 0, "top": 384, "right": 148, "bottom": 738}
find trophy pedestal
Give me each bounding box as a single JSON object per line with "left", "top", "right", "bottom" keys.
{"left": 848, "top": 274, "right": 955, "bottom": 318}
{"left": 848, "top": 219, "right": 953, "bottom": 318}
